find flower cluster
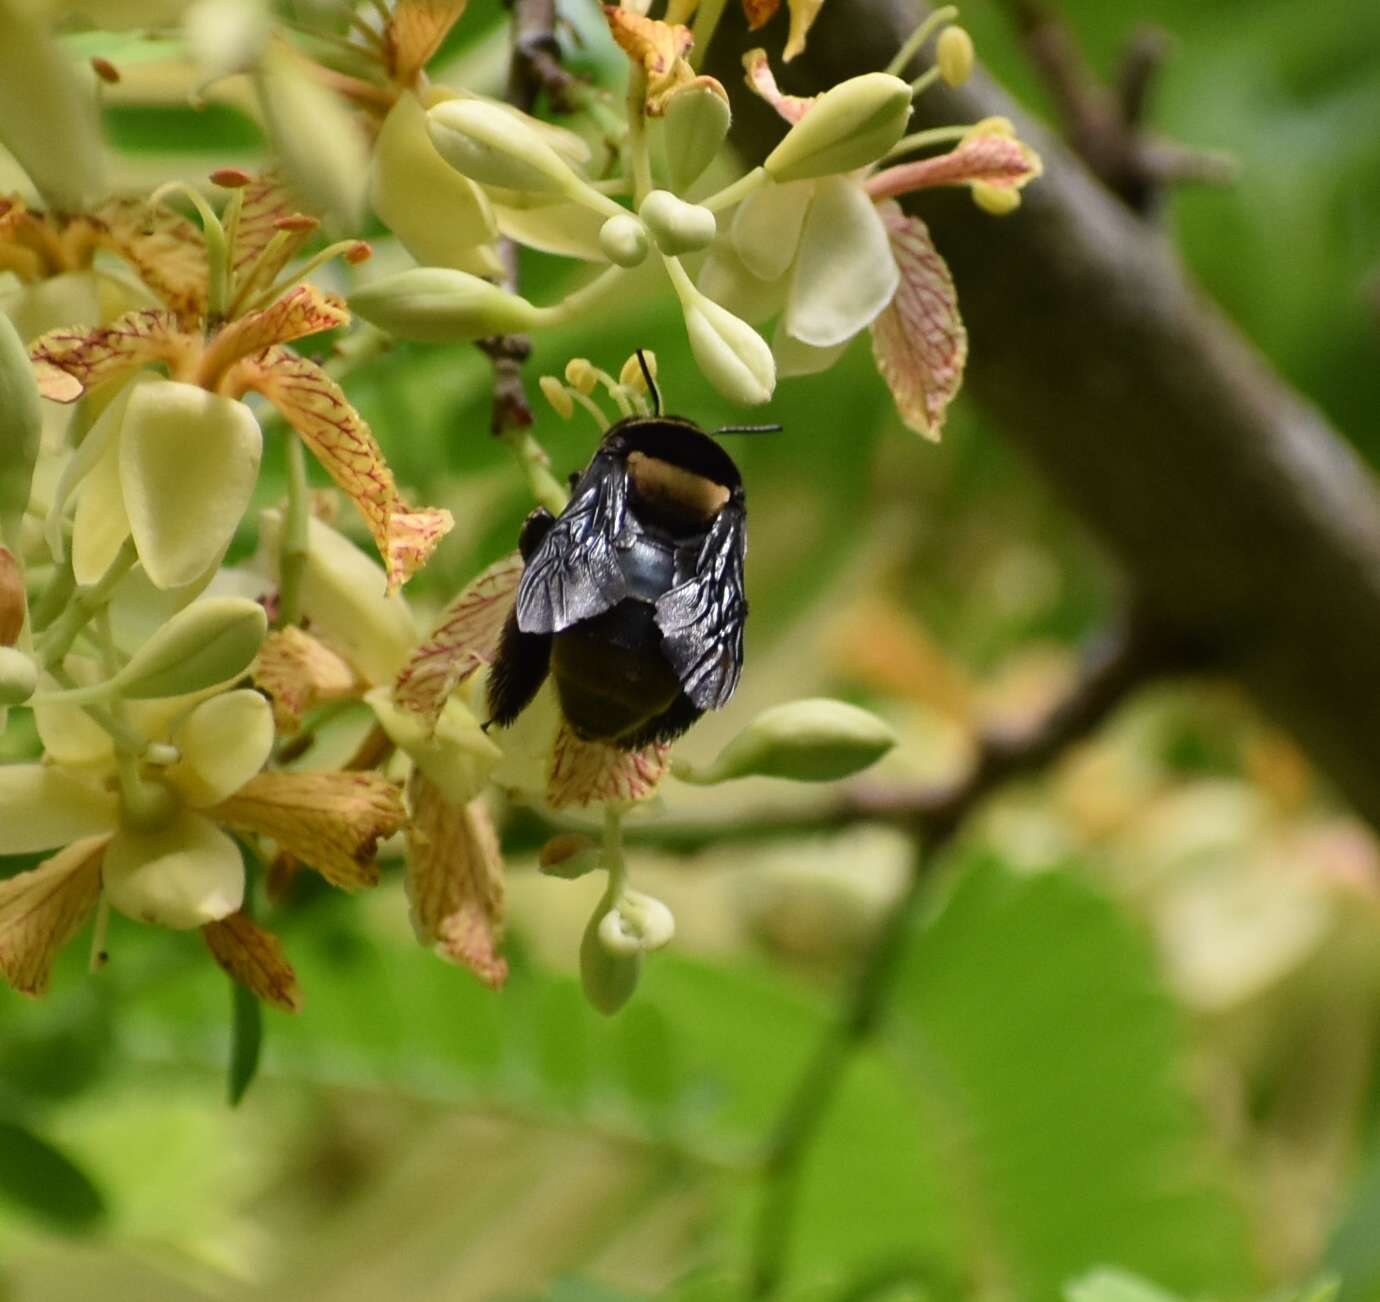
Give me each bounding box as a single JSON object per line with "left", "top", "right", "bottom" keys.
{"left": 0, "top": 0, "right": 1034, "bottom": 1023}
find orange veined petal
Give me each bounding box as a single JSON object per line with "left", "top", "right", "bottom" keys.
{"left": 0, "top": 834, "right": 106, "bottom": 997}
{"left": 203, "top": 910, "right": 303, "bottom": 1011}
{"left": 199, "top": 283, "right": 349, "bottom": 390}
{"left": 253, "top": 625, "right": 360, "bottom": 733}
{"left": 604, "top": 6, "right": 697, "bottom": 114}
{"left": 742, "top": 48, "right": 815, "bottom": 124}
{"left": 394, "top": 550, "right": 523, "bottom": 724}
{"left": 29, "top": 308, "right": 198, "bottom": 402}
{"left": 91, "top": 197, "right": 210, "bottom": 324}
{"left": 742, "top": 0, "right": 781, "bottom": 30}
{"left": 211, "top": 769, "right": 406, "bottom": 892}
{"left": 227, "top": 346, "right": 453, "bottom": 590}
{"left": 547, "top": 726, "right": 671, "bottom": 810}
{"left": 405, "top": 772, "right": 506, "bottom": 989}
{"left": 231, "top": 173, "right": 319, "bottom": 289}
{"left": 868, "top": 200, "right": 967, "bottom": 441}
{"left": 864, "top": 127, "right": 1043, "bottom": 201}
{"left": 386, "top": 0, "right": 467, "bottom": 88}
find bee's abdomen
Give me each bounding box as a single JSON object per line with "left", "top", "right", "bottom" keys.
{"left": 551, "top": 602, "right": 682, "bottom": 742}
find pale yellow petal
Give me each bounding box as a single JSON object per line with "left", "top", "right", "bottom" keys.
{"left": 103, "top": 811, "right": 245, "bottom": 930}
{"left": 0, "top": 765, "right": 117, "bottom": 854}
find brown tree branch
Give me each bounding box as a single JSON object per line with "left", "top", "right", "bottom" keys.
{"left": 712, "top": 2, "right": 1380, "bottom": 831}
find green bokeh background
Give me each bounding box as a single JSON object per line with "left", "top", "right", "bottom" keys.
{"left": 2, "top": 1, "right": 1379, "bottom": 1298}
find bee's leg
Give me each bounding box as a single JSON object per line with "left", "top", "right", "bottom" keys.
{"left": 618, "top": 692, "right": 704, "bottom": 750}
{"left": 518, "top": 507, "right": 555, "bottom": 561}
{"left": 486, "top": 610, "right": 552, "bottom": 728}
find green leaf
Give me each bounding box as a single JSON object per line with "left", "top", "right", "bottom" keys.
{"left": 876, "top": 859, "right": 1255, "bottom": 1301}
{"left": 0, "top": 1117, "right": 106, "bottom": 1229}
{"left": 227, "top": 979, "right": 262, "bottom": 1107}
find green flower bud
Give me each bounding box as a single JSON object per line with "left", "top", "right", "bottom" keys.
{"left": 116, "top": 597, "right": 267, "bottom": 700}
{"left": 580, "top": 901, "right": 641, "bottom": 1015}
{"left": 0, "top": 645, "right": 37, "bottom": 706}
{"left": 428, "top": 98, "right": 585, "bottom": 199}
{"left": 349, "top": 268, "right": 541, "bottom": 343}
{"left": 639, "top": 190, "right": 717, "bottom": 256}
{"left": 0, "top": 312, "right": 41, "bottom": 550}
{"left": 677, "top": 697, "right": 896, "bottom": 784}
{"left": 682, "top": 292, "right": 776, "bottom": 406}
{"left": 936, "top": 26, "right": 976, "bottom": 88}
{"left": 599, "top": 213, "right": 651, "bottom": 268}
{"left": 764, "top": 73, "right": 913, "bottom": 182}
{"left": 663, "top": 82, "right": 732, "bottom": 191}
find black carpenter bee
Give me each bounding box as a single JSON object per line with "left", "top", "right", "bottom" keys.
{"left": 488, "top": 355, "right": 778, "bottom": 749}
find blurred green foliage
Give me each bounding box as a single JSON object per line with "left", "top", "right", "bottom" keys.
{"left": 3, "top": 0, "right": 1380, "bottom": 1298}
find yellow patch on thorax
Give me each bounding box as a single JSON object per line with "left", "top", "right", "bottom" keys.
{"left": 627, "top": 451, "right": 729, "bottom": 522}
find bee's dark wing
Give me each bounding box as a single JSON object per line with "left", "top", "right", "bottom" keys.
{"left": 515, "top": 451, "right": 629, "bottom": 635}
{"left": 655, "top": 500, "right": 747, "bottom": 711}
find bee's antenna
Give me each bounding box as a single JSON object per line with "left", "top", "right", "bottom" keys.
{"left": 714, "top": 423, "right": 784, "bottom": 435}
{"left": 636, "top": 348, "right": 661, "bottom": 416}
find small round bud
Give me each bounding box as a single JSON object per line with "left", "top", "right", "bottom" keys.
{"left": 599, "top": 213, "right": 650, "bottom": 267}
{"left": 972, "top": 181, "right": 1021, "bottom": 216}
{"left": 539, "top": 376, "right": 575, "bottom": 420}
{"left": 598, "top": 890, "right": 676, "bottom": 955}
{"left": 639, "top": 190, "right": 717, "bottom": 256}
{"left": 538, "top": 831, "right": 601, "bottom": 879}
{"left": 936, "top": 26, "right": 975, "bottom": 87}
{"left": 0, "top": 646, "right": 37, "bottom": 706}
{"left": 677, "top": 697, "right": 896, "bottom": 785}
{"left": 580, "top": 902, "right": 641, "bottom": 1015}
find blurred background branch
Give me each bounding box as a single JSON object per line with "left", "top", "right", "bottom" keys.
{"left": 713, "top": 0, "right": 1380, "bottom": 832}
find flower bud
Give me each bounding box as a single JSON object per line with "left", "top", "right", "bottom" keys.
{"left": 115, "top": 597, "right": 267, "bottom": 700}
{"left": 682, "top": 293, "right": 776, "bottom": 406}
{"left": 936, "top": 26, "right": 975, "bottom": 87}
{"left": 580, "top": 901, "right": 641, "bottom": 1015}
{"left": 428, "top": 98, "right": 584, "bottom": 198}
{"left": 370, "top": 90, "right": 501, "bottom": 274}
{"left": 0, "top": 646, "right": 37, "bottom": 706}
{"left": 597, "top": 890, "right": 676, "bottom": 955}
{"left": 599, "top": 213, "right": 651, "bottom": 268}
{"left": 677, "top": 697, "right": 896, "bottom": 784}
{"left": 662, "top": 81, "right": 732, "bottom": 191}
{"left": 257, "top": 39, "right": 369, "bottom": 231}
{"left": 119, "top": 381, "right": 263, "bottom": 590}
{"left": 538, "top": 831, "right": 601, "bottom": 879}
{"left": 639, "top": 190, "right": 717, "bottom": 255}
{"left": 104, "top": 811, "right": 244, "bottom": 930}
{"left": 763, "top": 73, "right": 913, "bottom": 182}
{"left": 349, "top": 268, "right": 541, "bottom": 343}
{"left": 0, "top": 312, "right": 41, "bottom": 549}
{"left": 972, "top": 181, "right": 1021, "bottom": 216}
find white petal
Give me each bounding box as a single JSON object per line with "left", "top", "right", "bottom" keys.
{"left": 168, "top": 689, "right": 273, "bottom": 807}
{"left": 0, "top": 765, "right": 116, "bottom": 854}
{"left": 771, "top": 319, "right": 853, "bottom": 377}
{"left": 785, "top": 177, "right": 900, "bottom": 348}
{"left": 71, "top": 433, "right": 131, "bottom": 587}
{"left": 103, "top": 811, "right": 244, "bottom": 930}
{"left": 119, "top": 381, "right": 263, "bottom": 590}
{"left": 730, "top": 180, "right": 813, "bottom": 282}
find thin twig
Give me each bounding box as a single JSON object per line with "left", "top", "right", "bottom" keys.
{"left": 745, "top": 610, "right": 1186, "bottom": 1298}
